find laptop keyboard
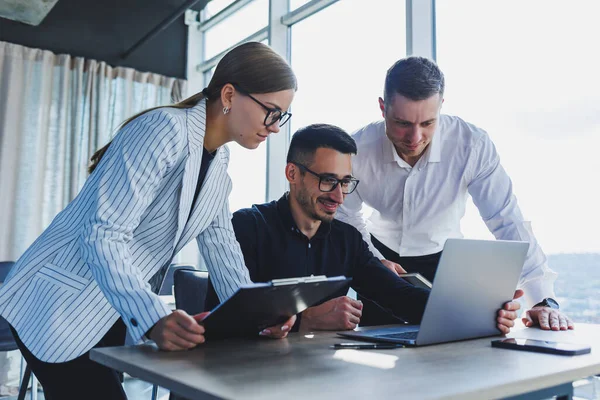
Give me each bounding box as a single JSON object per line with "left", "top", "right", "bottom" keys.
{"left": 377, "top": 331, "right": 419, "bottom": 340}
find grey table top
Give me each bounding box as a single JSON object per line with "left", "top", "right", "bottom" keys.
{"left": 91, "top": 323, "right": 600, "bottom": 400}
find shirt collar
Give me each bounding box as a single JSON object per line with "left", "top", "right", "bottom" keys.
{"left": 381, "top": 121, "right": 442, "bottom": 168}
{"left": 276, "top": 193, "right": 332, "bottom": 239}
{"left": 427, "top": 124, "right": 441, "bottom": 163}
{"left": 382, "top": 133, "right": 398, "bottom": 164}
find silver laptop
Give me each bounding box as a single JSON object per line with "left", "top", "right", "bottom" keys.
{"left": 338, "top": 238, "right": 529, "bottom": 346}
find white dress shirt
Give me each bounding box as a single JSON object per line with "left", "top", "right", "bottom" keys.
{"left": 336, "top": 116, "right": 557, "bottom": 308}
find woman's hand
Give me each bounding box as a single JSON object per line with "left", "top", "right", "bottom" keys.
{"left": 149, "top": 310, "right": 210, "bottom": 351}
{"left": 259, "top": 315, "right": 297, "bottom": 339}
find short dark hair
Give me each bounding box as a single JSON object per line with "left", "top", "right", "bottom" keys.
{"left": 384, "top": 56, "right": 445, "bottom": 104}
{"left": 287, "top": 124, "right": 357, "bottom": 166}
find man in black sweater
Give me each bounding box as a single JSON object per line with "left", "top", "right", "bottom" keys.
{"left": 206, "top": 124, "right": 521, "bottom": 333}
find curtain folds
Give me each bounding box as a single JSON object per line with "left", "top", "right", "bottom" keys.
{"left": 0, "top": 40, "right": 187, "bottom": 260}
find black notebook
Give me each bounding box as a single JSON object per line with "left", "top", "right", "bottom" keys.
{"left": 202, "top": 275, "right": 351, "bottom": 339}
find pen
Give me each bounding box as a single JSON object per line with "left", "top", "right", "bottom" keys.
{"left": 331, "top": 343, "right": 405, "bottom": 349}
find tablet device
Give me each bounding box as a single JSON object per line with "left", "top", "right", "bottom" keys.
{"left": 398, "top": 273, "right": 432, "bottom": 289}
{"left": 202, "top": 275, "right": 351, "bottom": 339}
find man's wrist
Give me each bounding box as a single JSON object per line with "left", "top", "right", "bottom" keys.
{"left": 533, "top": 297, "right": 560, "bottom": 310}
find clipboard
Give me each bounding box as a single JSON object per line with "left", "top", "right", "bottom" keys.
{"left": 202, "top": 275, "right": 351, "bottom": 339}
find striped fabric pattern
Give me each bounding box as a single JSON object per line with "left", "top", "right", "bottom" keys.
{"left": 0, "top": 100, "right": 252, "bottom": 362}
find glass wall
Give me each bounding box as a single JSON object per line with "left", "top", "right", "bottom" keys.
{"left": 194, "top": 0, "right": 599, "bottom": 324}
{"left": 289, "top": 0, "right": 406, "bottom": 221}
{"left": 436, "top": 0, "right": 600, "bottom": 322}
{"left": 289, "top": 0, "right": 311, "bottom": 11}
{"left": 290, "top": 0, "right": 406, "bottom": 134}
{"left": 203, "top": 0, "right": 269, "bottom": 60}
{"left": 203, "top": 0, "right": 236, "bottom": 17}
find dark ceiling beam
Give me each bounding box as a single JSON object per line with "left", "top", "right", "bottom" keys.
{"left": 121, "top": 0, "right": 204, "bottom": 59}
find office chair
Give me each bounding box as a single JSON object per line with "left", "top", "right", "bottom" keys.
{"left": 173, "top": 269, "right": 209, "bottom": 315}
{"left": 0, "top": 261, "right": 36, "bottom": 400}
{"left": 158, "top": 264, "right": 197, "bottom": 296}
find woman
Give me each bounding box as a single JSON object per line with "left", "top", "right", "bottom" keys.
{"left": 0, "top": 42, "right": 296, "bottom": 399}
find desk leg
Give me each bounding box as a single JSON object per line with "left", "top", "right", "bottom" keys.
{"left": 504, "top": 382, "right": 573, "bottom": 400}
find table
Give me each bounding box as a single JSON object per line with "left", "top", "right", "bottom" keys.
{"left": 159, "top": 295, "right": 176, "bottom": 310}
{"left": 91, "top": 323, "right": 600, "bottom": 400}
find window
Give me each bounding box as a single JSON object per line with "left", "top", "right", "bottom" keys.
{"left": 289, "top": 0, "right": 312, "bottom": 11}
{"left": 227, "top": 144, "right": 268, "bottom": 213}
{"left": 436, "top": 0, "right": 600, "bottom": 322}
{"left": 203, "top": 0, "right": 237, "bottom": 18}
{"left": 289, "top": 0, "right": 406, "bottom": 224}
{"left": 290, "top": 0, "right": 407, "bottom": 135}
{"left": 204, "top": 0, "right": 269, "bottom": 60}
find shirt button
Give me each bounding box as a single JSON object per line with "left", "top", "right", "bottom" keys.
{"left": 130, "top": 318, "right": 138, "bottom": 327}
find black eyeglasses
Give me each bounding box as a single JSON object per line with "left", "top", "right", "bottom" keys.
{"left": 233, "top": 84, "right": 292, "bottom": 127}
{"left": 294, "top": 163, "right": 359, "bottom": 194}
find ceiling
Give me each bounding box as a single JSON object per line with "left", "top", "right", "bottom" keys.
{"left": 0, "top": 0, "right": 210, "bottom": 78}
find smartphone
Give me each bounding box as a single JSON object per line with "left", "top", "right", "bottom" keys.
{"left": 331, "top": 343, "right": 404, "bottom": 350}
{"left": 491, "top": 338, "right": 591, "bottom": 356}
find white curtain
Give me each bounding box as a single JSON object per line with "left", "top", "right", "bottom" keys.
{"left": 0, "top": 41, "right": 187, "bottom": 261}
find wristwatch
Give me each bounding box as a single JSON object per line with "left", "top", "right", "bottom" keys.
{"left": 533, "top": 297, "right": 560, "bottom": 309}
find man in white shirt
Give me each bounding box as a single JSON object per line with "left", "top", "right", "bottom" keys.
{"left": 336, "top": 56, "right": 573, "bottom": 331}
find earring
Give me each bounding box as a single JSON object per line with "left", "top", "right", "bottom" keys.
{"left": 222, "top": 107, "right": 230, "bottom": 115}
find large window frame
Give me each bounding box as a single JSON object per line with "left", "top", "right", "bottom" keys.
{"left": 186, "top": 0, "right": 436, "bottom": 202}
{"left": 183, "top": 0, "right": 599, "bottom": 325}
{"left": 179, "top": 0, "right": 435, "bottom": 266}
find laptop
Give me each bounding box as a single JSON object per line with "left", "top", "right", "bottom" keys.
{"left": 338, "top": 238, "right": 529, "bottom": 346}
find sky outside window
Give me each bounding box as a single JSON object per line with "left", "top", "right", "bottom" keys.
{"left": 204, "top": 0, "right": 269, "bottom": 60}
{"left": 436, "top": 0, "right": 600, "bottom": 255}
{"left": 290, "top": 0, "right": 407, "bottom": 134}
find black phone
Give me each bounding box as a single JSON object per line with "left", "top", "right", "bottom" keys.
{"left": 331, "top": 343, "right": 404, "bottom": 350}
{"left": 491, "top": 338, "right": 591, "bottom": 356}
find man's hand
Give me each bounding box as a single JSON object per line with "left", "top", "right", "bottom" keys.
{"left": 149, "top": 310, "right": 209, "bottom": 351}
{"left": 380, "top": 259, "right": 407, "bottom": 276}
{"left": 497, "top": 290, "right": 523, "bottom": 335}
{"left": 299, "top": 296, "right": 363, "bottom": 331}
{"left": 259, "top": 315, "right": 296, "bottom": 339}
{"left": 523, "top": 306, "right": 574, "bottom": 331}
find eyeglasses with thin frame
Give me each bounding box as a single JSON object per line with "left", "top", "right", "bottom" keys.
{"left": 233, "top": 84, "right": 292, "bottom": 128}
{"left": 293, "top": 163, "right": 360, "bottom": 194}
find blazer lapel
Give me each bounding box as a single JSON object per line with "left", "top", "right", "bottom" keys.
{"left": 174, "top": 147, "right": 231, "bottom": 254}
{"left": 173, "top": 100, "right": 206, "bottom": 246}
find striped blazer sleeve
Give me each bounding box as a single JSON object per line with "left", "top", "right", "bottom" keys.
{"left": 197, "top": 199, "right": 253, "bottom": 301}
{"left": 79, "top": 110, "right": 183, "bottom": 342}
